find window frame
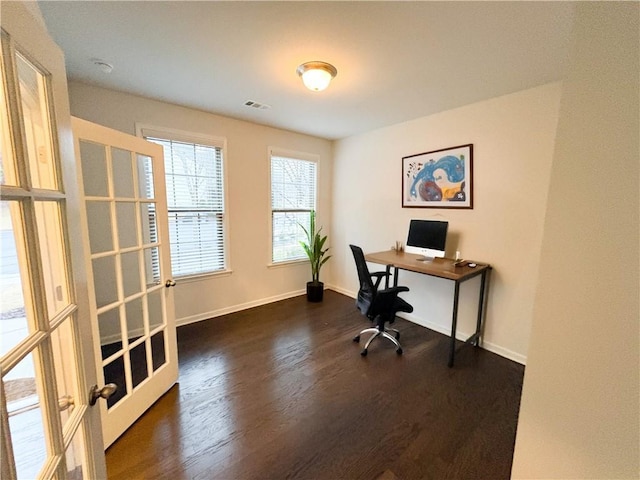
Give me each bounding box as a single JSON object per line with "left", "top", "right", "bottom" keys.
{"left": 268, "top": 147, "right": 319, "bottom": 266}
{"left": 136, "top": 123, "right": 230, "bottom": 279}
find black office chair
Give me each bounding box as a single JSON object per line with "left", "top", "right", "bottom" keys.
{"left": 350, "top": 244, "right": 414, "bottom": 356}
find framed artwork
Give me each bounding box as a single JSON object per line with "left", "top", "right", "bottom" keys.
{"left": 402, "top": 144, "right": 473, "bottom": 209}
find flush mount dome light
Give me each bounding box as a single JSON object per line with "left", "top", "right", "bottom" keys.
{"left": 296, "top": 61, "right": 337, "bottom": 92}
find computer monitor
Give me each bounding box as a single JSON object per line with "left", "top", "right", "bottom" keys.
{"left": 405, "top": 219, "right": 448, "bottom": 261}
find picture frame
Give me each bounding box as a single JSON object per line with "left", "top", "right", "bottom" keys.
{"left": 402, "top": 144, "right": 473, "bottom": 209}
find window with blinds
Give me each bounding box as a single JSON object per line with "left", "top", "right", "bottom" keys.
{"left": 270, "top": 152, "right": 317, "bottom": 263}
{"left": 145, "top": 135, "right": 226, "bottom": 277}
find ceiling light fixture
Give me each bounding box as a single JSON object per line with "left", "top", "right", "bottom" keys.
{"left": 296, "top": 61, "right": 337, "bottom": 92}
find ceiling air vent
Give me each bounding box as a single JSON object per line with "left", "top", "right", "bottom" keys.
{"left": 244, "top": 100, "right": 271, "bottom": 110}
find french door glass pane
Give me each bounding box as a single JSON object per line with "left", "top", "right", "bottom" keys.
{"left": 150, "top": 332, "right": 166, "bottom": 372}
{"left": 65, "top": 423, "right": 87, "bottom": 480}
{"left": 98, "top": 307, "right": 121, "bottom": 361}
{"left": 16, "top": 52, "right": 57, "bottom": 191}
{"left": 125, "top": 297, "right": 144, "bottom": 340}
{"left": 111, "top": 148, "right": 135, "bottom": 198}
{"left": 0, "top": 201, "right": 31, "bottom": 356}
{"left": 86, "top": 200, "right": 113, "bottom": 254}
{"left": 121, "top": 251, "right": 142, "bottom": 298}
{"left": 34, "top": 201, "right": 70, "bottom": 319}
{"left": 51, "top": 318, "right": 79, "bottom": 429}
{"left": 5, "top": 350, "right": 47, "bottom": 479}
{"left": 140, "top": 202, "right": 157, "bottom": 245}
{"left": 0, "top": 72, "right": 16, "bottom": 186}
{"left": 147, "top": 288, "right": 163, "bottom": 331}
{"left": 80, "top": 141, "right": 109, "bottom": 197}
{"left": 103, "top": 355, "right": 126, "bottom": 408}
{"left": 137, "top": 154, "right": 154, "bottom": 199}
{"left": 116, "top": 202, "right": 138, "bottom": 248}
{"left": 92, "top": 256, "right": 118, "bottom": 309}
{"left": 144, "top": 246, "right": 161, "bottom": 286}
{"left": 130, "top": 341, "right": 148, "bottom": 389}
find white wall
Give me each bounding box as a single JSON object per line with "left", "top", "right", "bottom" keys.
{"left": 512, "top": 2, "right": 639, "bottom": 478}
{"left": 68, "top": 82, "right": 333, "bottom": 324}
{"left": 330, "top": 83, "right": 563, "bottom": 363}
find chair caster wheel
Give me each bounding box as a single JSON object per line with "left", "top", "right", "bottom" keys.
{"left": 353, "top": 335, "right": 360, "bottom": 342}
{"left": 396, "top": 348, "right": 403, "bottom": 355}
{"left": 360, "top": 349, "right": 368, "bottom": 357}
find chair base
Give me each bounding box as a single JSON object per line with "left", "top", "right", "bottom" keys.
{"left": 353, "top": 326, "right": 403, "bottom": 356}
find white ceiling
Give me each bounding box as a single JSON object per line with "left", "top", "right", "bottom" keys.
{"left": 37, "top": 1, "right": 575, "bottom": 140}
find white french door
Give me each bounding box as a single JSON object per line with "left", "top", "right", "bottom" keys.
{"left": 72, "top": 117, "right": 178, "bottom": 448}
{"left": 1, "top": 4, "right": 106, "bottom": 479}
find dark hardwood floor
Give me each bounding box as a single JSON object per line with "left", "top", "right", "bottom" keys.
{"left": 105, "top": 290, "right": 524, "bottom": 480}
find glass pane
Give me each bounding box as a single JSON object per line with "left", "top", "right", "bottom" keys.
{"left": 137, "top": 154, "right": 154, "bottom": 199}
{"left": 125, "top": 297, "right": 144, "bottom": 342}
{"left": 79, "top": 140, "right": 109, "bottom": 197}
{"left": 103, "top": 355, "right": 126, "bottom": 409}
{"left": 116, "top": 202, "right": 138, "bottom": 248}
{"left": 50, "top": 318, "right": 78, "bottom": 429}
{"left": 0, "top": 68, "right": 16, "bottom": 186}
{"left": 0, "top": 201, "right": 32, "bottom": 356}
{"left": 147, "top": 288, "right": 163, "bottom": 331}
{"left": 130, "top": 342, "right": 148, "bottom": 389}
{"left": 121, "top": 251, "right": 141, "bottom": 298}
{"left": 143, "top": 247, "right": 161, "bottom": 287}
{"left": 16, "top": 52, "right": 58, "bottom": 191}
{"left": 272, "top": 211, "right": 309, "bottom": 262}
{"left": 92, "top": 256, "right": 118, "bottom": 308}
{"left": 140, "top": 202, "right": 157, "bottom": 245}
{"left": 86, "top": 201, "right": 113, "bottom": 254}
{"left": 34, "top": 201, "right": 70, "bottom": 318}
{"left": 151, "top": 331, "right": 166, "bottom": 372}
{"left": 97, "top": 307, "right": 121, "bottom": 361}
{"left": 5, "top": 351, "right": 47, "bottom": 479}
{"left": 112, "top": 148, "right": 135, "bottom": 198}
{"left": 65, "top": 423, "right": 86, "bottom": 480}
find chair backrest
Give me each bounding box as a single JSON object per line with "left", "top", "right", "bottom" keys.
{"left": 349, "top": 244, "right": 376, "bottom": 316}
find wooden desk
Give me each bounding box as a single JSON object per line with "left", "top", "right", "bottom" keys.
{"left": 364, "top": 250, "right": 491, "bottom": 367}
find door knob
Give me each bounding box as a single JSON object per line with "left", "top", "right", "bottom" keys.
{"left": 165, "top": 279, "right": 176, "bottom": 288}
{"left": 89, "top": 383, "right": 117, "bottom": 406}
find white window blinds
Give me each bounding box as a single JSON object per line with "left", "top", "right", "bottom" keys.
{"left": 146, "top": 136, "right": 226, "bottom": 277}
{"left": 270, "top": 153, "right": 317, "bottom": 263}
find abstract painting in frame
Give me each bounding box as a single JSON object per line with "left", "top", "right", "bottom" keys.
{"left": 402, "top": 144, "right": 473, "bottom": 209}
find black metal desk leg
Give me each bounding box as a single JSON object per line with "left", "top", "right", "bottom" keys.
{"left": 448, "top": 281, "right": 461, "bottom": 367}
{"left": 393, "top": 267, "right": 399, "bottom": 288}
{"left": 474, "top": 269, "right": 488, "bottom": 347}
{"left": 384, "top": 265, "right": 391, "bottom": 289}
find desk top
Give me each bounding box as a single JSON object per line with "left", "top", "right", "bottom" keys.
{"left": 365, "top": 250, "right": 490, "bottom": 281}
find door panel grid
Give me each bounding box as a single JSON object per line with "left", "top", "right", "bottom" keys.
{"left": 72, "top": 117, "right": 177, "bottom": 448}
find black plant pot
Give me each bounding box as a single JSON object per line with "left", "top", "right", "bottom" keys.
{"left": 306, "top": 281, "right": 324, "bottom": 302}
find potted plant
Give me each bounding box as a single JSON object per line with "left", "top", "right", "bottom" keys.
{"left": 299, "top": 210, "right": 331, "bottom": 302}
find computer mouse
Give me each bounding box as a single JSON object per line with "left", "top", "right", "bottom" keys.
{"left": 468, "top": 263, "right": 477, "bottom": 268}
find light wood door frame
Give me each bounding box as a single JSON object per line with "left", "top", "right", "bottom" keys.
{"left": 1, "top": 3, "right": 106, "bottom": 478}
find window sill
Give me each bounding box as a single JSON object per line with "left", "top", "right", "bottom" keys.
{"left": 268, "top": 259, "right": 307, "bottom": 269}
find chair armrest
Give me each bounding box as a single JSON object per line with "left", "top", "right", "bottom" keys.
{"left": 370, "top": 271, "right": 390, "bottom": 289}
{"left": 378, "top": 285, "right": 409, "bottom": 296}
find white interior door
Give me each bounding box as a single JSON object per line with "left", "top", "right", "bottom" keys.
{"left": 71, "top": 117, "right": 178, "bottom": 448}
{"left": 1, "top": 4, "right": 106, "bottom": 478}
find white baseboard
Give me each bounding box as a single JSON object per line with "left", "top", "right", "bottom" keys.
{"left": 176, "top": 288, "right": 306, "bottom": 327}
